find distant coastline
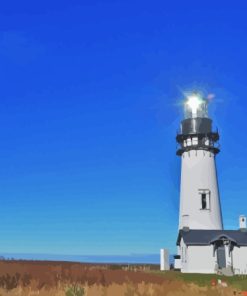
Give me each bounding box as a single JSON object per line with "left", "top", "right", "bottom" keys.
{"left": 0, "top": 253, "right": 163, "bottom": 264}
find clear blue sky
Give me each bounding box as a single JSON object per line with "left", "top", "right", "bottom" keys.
{"left": 0, "top": 1, "right": 247, "bottom": 257}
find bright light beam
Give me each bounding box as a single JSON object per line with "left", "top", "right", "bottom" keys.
{"left": 186, "top": 94, "right": 203, "bottom": 115}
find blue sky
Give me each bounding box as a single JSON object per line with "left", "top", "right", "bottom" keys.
{"left": 0, "top": 1, "right": 247, "bottom": 258}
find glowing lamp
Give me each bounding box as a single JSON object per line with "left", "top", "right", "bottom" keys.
{"left": 184, "top": 92, "right": 208, "bottom": 118}
{"left": 186, "top": 94, "right": 202, "bottom": 114}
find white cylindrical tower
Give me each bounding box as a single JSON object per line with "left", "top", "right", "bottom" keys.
{"left": 176, "top": 92, "right": 223, "bottom": 230}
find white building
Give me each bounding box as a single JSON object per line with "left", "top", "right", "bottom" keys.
{"left": 173, "top": 92, "right": 247, "bottom": 275}
{"left": 177, "top": 228, "right": 247, "bottom": 275}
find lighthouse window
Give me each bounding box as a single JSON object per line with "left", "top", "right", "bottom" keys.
{"left": 187, "top": 138, "right": 192, "bottom": 146}
{"left": 199, "top": 190, "right": 211, "bottom": 210}
{"left": 192, "top": 137, "right": 198, "bottom": 145}
{"left": 201, "top": 194, "right": 207, "bottom": 209}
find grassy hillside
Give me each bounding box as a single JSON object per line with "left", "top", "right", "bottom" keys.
{"left": 0, "top": 260, "right": 243, "bottom": 295}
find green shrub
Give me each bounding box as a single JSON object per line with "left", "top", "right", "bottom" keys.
{"left": 65, "top": 284, "right": 85, "bottom": 296}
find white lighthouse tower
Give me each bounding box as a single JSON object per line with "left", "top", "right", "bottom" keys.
{"left": 170, "top": 91, "right": 247, "bottom": 275}
{"left": 176, "top": 92, "right": 223, "bottom": 230}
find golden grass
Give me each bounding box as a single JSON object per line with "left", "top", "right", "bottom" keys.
{"left": 0, "top": 280, "right": 237, "bottom": 296}
{"left": 0, "top": 261, "right": 241, "bottom": 295}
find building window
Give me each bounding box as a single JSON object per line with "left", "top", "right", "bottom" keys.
{"left": 204, "top": 138, "right": 209, "bottom": 146}
{"left": 199, "top": 189, "right": 211, "bottom": 210}
{"left": 192, "top": 137, "right": 198, "bottom": 146}
{"left": 187, "top": 138, "right": 192, "bottom": 146}
{"left": 201, "top": 193, "right": 207, "bottom": 209}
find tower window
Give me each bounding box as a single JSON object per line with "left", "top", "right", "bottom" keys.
{"left": 201, "top": 193, "right": 207, "bottom": 209}
{"left": 192, "top": 137, "right": 198, "bottom": 145}
{"left": 199, "top": 190, "right": 211, "bottom": 210}
{"left": 187, "top": 138, "right": 192, "bottom": 146}
{"left": 205, "top": 138, "right": 209, "bottom": 146}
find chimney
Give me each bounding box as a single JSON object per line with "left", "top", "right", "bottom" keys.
{"left": 239, "top": 215, "right": 247, "bottom": 231}
{"left": 182, "top": 215, "right": 190, "bottom": 231}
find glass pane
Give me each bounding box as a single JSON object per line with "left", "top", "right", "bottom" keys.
{"left": 201, "top": 193, "right": 207, "bottom": 209}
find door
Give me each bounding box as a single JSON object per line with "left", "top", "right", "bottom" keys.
{"left": 217, "top": 245, "right": 226, "bottom": 269}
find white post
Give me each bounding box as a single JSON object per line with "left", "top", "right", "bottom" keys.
{"left": 160, "top": 249, "right": 170, "bottom": 271}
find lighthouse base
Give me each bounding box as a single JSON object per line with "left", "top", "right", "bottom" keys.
{"left": 176, "top": 229, "right": 247, "bottom": 275}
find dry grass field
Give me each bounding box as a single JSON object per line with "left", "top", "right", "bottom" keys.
{"left": 0, "top": 260, "right": 244, "bottom": 295}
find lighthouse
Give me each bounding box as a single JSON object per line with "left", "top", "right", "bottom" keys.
{"left": 172, "top": 92, "right": 247, "bottom": 275}
{"left": 176, "top": 92, "right": 223, "bottom": 230}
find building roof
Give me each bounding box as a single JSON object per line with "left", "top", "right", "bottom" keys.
{"left": 177, "top": 229, "right": 247, "bottom": 246}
